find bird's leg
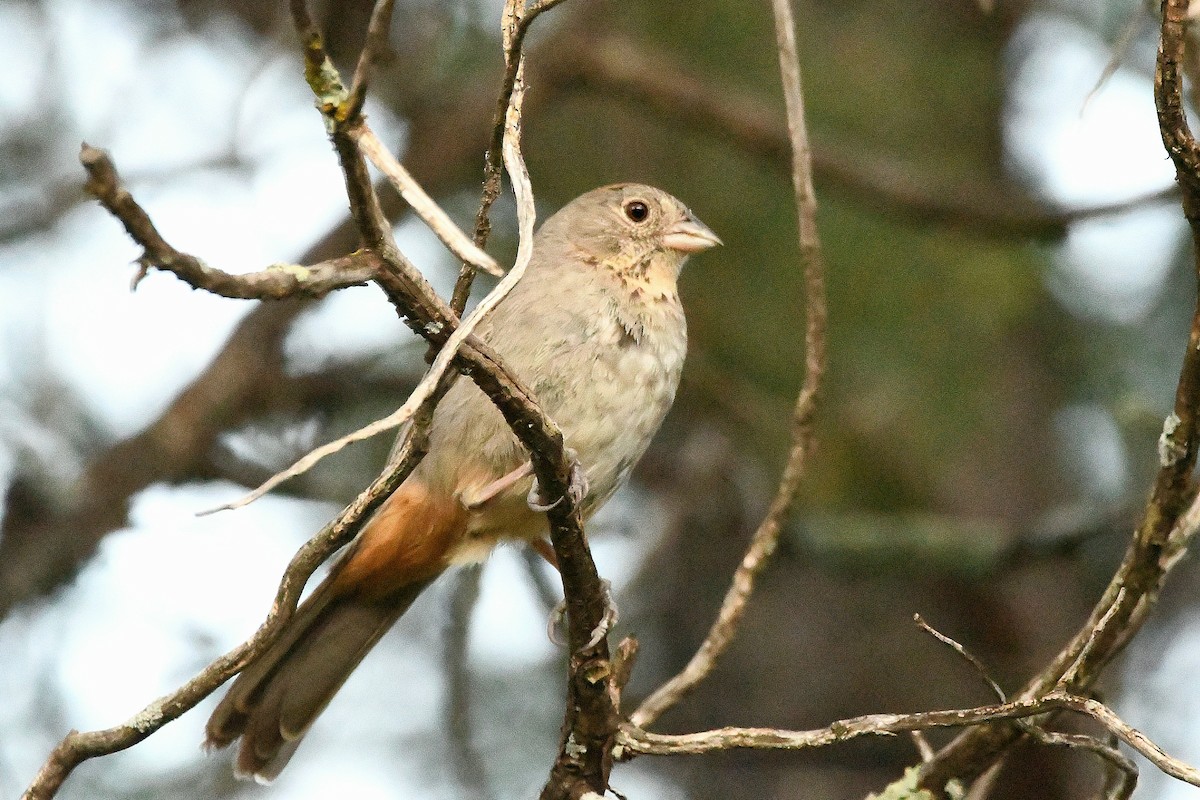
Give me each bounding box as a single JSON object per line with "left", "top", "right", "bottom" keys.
{"left": 527, "top": 451, "right": 589, "bottom": 512}
{"left": 524, "top": 452, "right": 611, "bottom": 649}
{"left": 460, "top": 461, "right": 534, "bottom": 509}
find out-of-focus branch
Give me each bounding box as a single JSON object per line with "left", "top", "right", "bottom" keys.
{"left": 631, "top": 0, "right": 828, "bottom": 731}
{"left": 0, "top": 151, "right": 245, "bottom": 245}
{"left": 0, "top": 297, "right": 297, "bottom": 620}
{"left": 551, "top": 33, "right": 1177, "bottom": 240}
{"left": 442, "top": 565, "right": 492, "bottom": 800}
{"left": 911, "top": 1, "right": 1200, "bottom": 793}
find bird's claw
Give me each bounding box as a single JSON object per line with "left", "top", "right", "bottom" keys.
{"left": 546, "top": 579, "right": 619, "bottom": 652}
{"left": 585, "top": 579, "right": 619, "bottom": 650}
{"left": 527, "top": 452, "right": 589, "bottom": 513}
{"left": 547, "top": 601, "right": 567, "bottom": 646}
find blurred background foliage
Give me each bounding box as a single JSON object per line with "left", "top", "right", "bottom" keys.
{"left": 1, "top": 0, "right": 1197, "bottom": 798}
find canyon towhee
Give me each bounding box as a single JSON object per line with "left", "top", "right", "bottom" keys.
{"left": 205, "top": 183, "right": 720, "bottom": 780}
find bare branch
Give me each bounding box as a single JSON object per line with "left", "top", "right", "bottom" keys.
{"left": 20, "top": 413, "right": 435, "bottom": 800}
{"left": 0, "top": 300, "right": 299, "bottom": 620}
{"left": 443, "top": 565, "right": 492, "bottom": 800}
{"left": 280, "top": 10, "right": 618, "bottom": 799}
{"left": 79, "top": 144, "right": 374, "bottom": 299}
{"left": 355, "top": 125, "right": 502, "bottom": 276}
{"left": 914, "top": 616, "right": 1138, "bottom": 797}
{"left": 345, "top": 0, "right": 395, "bottom": 122}
{"left": 619, "top": 691, "right": 1200, "bottom": 790}
{"left": 0, "top": 0, "right": 590, "bottom": 620}
{"left": 631, "top": 0, "right": 828, "bottom": 730}
{"left": 22, "top": 2, "right": 592, "bottom": 795}
{"left": 915, "top": 0, "right": 1200, "bottom": 791}
{"left": 212, "top": 44, "right": 545, "bottom": 513}
{"left": 447, "top": 0, "right": 569, "bottom": 313}
{"left": 914, "top": 614, "right": 1006, "bottom": 703}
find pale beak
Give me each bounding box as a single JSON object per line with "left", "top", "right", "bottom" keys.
{"left": 662, "top": 214, "right": 722, "bottom": 254}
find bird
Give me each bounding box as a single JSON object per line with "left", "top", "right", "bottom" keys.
{"left": 204, "top": 183, "right": 721, "bottom": 781}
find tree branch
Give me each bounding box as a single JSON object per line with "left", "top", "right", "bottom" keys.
{"left": 0, "top": 1, "right": 586, "bottom": 619}
{"left": 618, "top": 690, "right": 1200, "bottom": 791}
{"left": 447, "top": 0, "right": 571, "bottom": 314}
{"left": 20, "top": 413, "right": 435, "bottom": 800}
{"left": 630, "top": 0, "right": 828, "bottom": 731}
{"left": 913, "top": 0, "right": 1200, "bottom": 792}
{"left": 22, "top": 0, "right": 607, "bottom": 795}
{"left": 79, "top": 144, "right": 377, "bottom": 297}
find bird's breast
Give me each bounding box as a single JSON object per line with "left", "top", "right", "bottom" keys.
{"left": 558, "top": 301, "right": 686, "bottom": 508}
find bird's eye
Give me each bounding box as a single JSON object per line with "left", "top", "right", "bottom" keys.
{"left": 624, "top": 200, "right": 650, "bottom": 223}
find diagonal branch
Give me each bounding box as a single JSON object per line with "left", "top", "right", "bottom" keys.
{"left": 447, "top": 0, "right": 570, "bottom": 313}
{"left": 0, "top": 0, "right": 590, "bottom": 622}
{"left": 23, "top": 1, "right": 595, "bottom": 795}
{"left": 354, "top": 125, "right": 502, "bottom": 276}
{"left": 551, "top": 32, "right": 1177, "bottom": 241}
{"left": 283, "top": 6, "right": 617, "bottom": 796}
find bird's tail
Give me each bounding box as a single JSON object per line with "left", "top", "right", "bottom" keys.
{"left": 205, "top": 481, "right": 465, "bottom": 781}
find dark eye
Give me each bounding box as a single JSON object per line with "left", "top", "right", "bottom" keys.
{"left": 624, "top": 200, "right": 649, "bottom": 223}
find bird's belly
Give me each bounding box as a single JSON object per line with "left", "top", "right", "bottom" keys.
{"left": 561, "top": 343, "right": 680, "bottom": 506}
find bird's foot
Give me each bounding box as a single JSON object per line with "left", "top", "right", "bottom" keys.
{"left": 462, "top": 461, "right": 533, "bottom": 510}
{"left": 546, "top": 579, "right": 619, "bottom": 652}
{"left": 584, "top": 579, "right": 619, "bottom": 650}
{"left": 527, "top": 452, "right": 589, "bottom": 512}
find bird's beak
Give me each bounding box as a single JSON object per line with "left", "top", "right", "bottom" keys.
{"left": 662, "top": 214, "right": 722, "bottom": 254}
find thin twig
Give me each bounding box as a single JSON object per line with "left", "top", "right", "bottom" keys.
{"left": 24, "top": 1, "right": 585, "bottom": 794}
{"left": 447, "top": 0, "right": 570, "bottom": 314}
{"left": 345, "top": 0, "right": 395, "bottom": 122}
{"left": 355, "top": 124, "right": 502, "bottom": 276}
{"left": 207, "top": 0, "right": 550, "bottom": 516}
{"left": 285, "top": 7, "right": 615, "bottom": 796}
{"left": 209, "top": 131, "right": 537, "bottom": 511}
{"left": 631, "top": 0, "right": 827, "bottom": 730}
{"left": 1034, "top": 730, "right": 1137, "bottom": 800}
{"left": 914, "top": 615, "right": 1138, "bottom": 797}
{"left": 619, "top": 690, "right": 1199, "bottom": 788}
{"left": 914, "top": 614, "right": 1006, "bottom": 703}
{"left": 81, "top": 132, "right": 439, "bottom": 519}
